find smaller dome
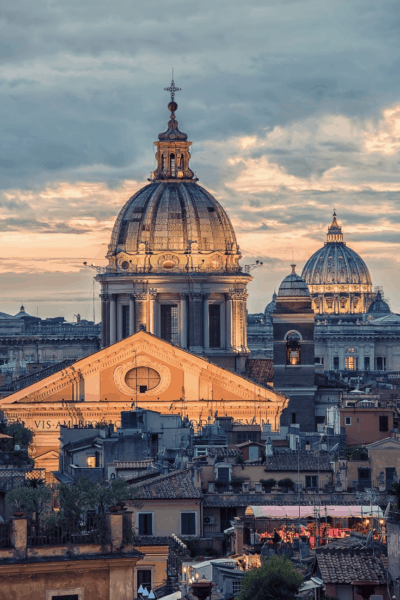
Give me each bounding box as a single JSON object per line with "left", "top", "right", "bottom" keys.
{"left": 368, "top": 290, "right": 390, "bottom": 315}
{"left": 264, "top": 292, "right": 277, "bottom": 315}
{"left": 278, "top": 265, "right": 310, "bottom": 297}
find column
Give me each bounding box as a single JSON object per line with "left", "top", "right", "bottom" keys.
{"left": 134, "top": 293, "right": 148, "bottom": 331}
{"left": 180, "top": 293, "right": 188, "bottom": 348}
{"left": 149, "top": 291, "right": 157, "bottom": 334}
{"left": 242, "top": 298, "right": 248, "bottom": 351}
{"left": 117, "top": 302, "right": 123, "bottom": 342}
{"left": 129, "top": 295, "right": 135, "bottom": 335}
{"left": 203, "top": 295, "right": 209, "bottom": 349}
{"left": 100, "top": 294, "right": 110, "bottom": 347}
{"left": 225, "top": 293, "right": 232, "bottom": 350}
{"left": 110, "top": 294, "right": 117, "bottom": 345}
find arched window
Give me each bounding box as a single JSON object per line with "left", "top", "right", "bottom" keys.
{"left": 170, "top": 153, "right": 176, "bottom": 177}
{"left": 286, "top": 331, "right": 301, "bottom": 365}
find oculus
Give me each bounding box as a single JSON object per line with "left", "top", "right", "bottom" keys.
{"left": 114, "top": 356, "right": 171, "bottom": 396}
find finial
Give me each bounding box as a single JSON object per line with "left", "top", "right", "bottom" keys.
{"left": 333, "top": 207, "right": 336, "bottom": 217}
{"left": 290, "top": 264, "right": 296, "bottom": 274}
{"left": 164, "top": 69, "right": 181, "bottom": 103}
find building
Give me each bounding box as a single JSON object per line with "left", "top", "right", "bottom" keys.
{"left": 315, "top": 546, "right": 388, "bottom": 600}
{"left": 0, "top": 306, "right": 101, "bottom": 380}
{"left": 97, "top": 82, "right": 251, "bottom": 373}
{"left": 333, "top": 437, "right": 400, "bottom": 492}
{"left": 247, "top": 212, "right": 400, "bottom": 377}
{"left": 125, "top": 468, "right": 203, "bottom": 538}
{"left": 271, "top": 265, "right": 316, "bottom": 431}
{"left": 0, "top": 331, "right": 287, "bottom": 474}
{"left": 56, "top": 408, "right": 193, "bottom": 482}
{"left": 340, "top": 392, "right": 395, "bottom": 446}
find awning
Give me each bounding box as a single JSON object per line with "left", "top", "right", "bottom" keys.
{"left": 246, "top": 505, "right": 383, "bottom": 519}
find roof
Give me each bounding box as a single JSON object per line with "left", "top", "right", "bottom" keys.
{"left": 63, "top": 435, "right": 98, "bottom": 451}
{"left": 315, "top": 373, "right": 349, "bottom": 389}
{"left": 264, "top": 450, "right": 332, "bottom": 471}
{"left": 129, "top": 469, "right": 202, "bottom": 500}
{"left": 236, "top": 441, "right": 265, "bottom": 448}
{"left": 244, "top": 358, "right": 273, "bottom": 385}
{"left": 248, "top": 505, "right": 383, "bottom": 519}
{"left": 316, "top": 549, "right": 386, "bottom": 584}
{"left": 207, "top": 448, "right": 241, "bottom": 458}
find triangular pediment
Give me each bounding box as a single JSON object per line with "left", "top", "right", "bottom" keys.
{"left": 0, "top": 331, "right": 287, "bottom": 407}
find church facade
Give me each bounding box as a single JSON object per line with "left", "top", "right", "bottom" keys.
{"left": 0, "top": 331, "right": 287, "bottom": 473}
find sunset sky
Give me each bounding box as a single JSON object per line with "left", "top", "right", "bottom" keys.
{"left": 1, "top": 0, "right": 400, "bottom": 321}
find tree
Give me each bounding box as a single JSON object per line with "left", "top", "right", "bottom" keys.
{"left": 236, "top": 556, "right": 303, "bottom": 600}
{"left": 6, "top": 480, "right": 52, "bottom": 531}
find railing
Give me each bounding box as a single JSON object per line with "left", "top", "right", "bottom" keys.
{"left": 97, "top": 266, "right": 247, "bottom": 276}
{"left": 28, "top": 515, "right": 106, "bottom": 547}
{"left": 25, "top": 326, "right": 101, "bottom": 336}
{"left": 0, "top": 468, "right": 45, "bottom": 491}
{"left": 203, "top": 523, "right": 221, "bottom": 535}
{"left": 0, "top": 522, "right": 11, "bottom": 548}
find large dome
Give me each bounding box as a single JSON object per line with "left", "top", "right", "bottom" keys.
{"left": 301, "top": 212, "right": 373, "bottom": 314}
{"left": 109, "top": 181, "right": 238, "bottom": 255}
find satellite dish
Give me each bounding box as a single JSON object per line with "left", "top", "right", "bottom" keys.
{"left": 365, "top": 530, "right": 373, "bottom": 547}
{"left": 384, "top": 502, "right": 391, "bottom": 518}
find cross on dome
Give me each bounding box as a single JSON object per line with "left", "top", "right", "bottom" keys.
{"left": 164, "top": 70, "right": 181, "bottom": 102}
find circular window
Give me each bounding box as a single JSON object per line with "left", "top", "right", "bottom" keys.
{"left": 121, "top": 261, "right": 130, "bottom": 270}
{"left": 125, "top": 367, "right": 161, "bottom": 392}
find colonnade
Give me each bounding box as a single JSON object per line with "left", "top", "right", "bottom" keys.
{"left": 100, "top": 289, "right": 249, "bottom": 354}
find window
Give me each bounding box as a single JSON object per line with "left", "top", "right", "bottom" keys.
{"left": 386, "top": 468, "right": 397, "bottom": 490}
{"left": 47, "top": 591, "right": 82, "bottom": 600}
{"left": 160, "top": 304, "right": 179, "bottom": 344}
{"left": 286, "top": 332, "right": 301, "bottom": 365}
{"left": 315, "top": 357, "right": 324, "bottom": 365}
{"left": 333, "top": 356, "right": 339, "bottom": 370}
{"left": 379, "top": 415, "right": 389, "bottom": 432}
{"left": 232, "top": 581, "right": 242, "bottom": 595}
{"left": 86, "top": 456, "right": 96, "bottom": 468}
{"left": 122, "top": 305, "right": 130, "bottom": 339}
{"left": 209, "top": 304, "right": 221, "bottom": 348}
{"left": 137, "top": 570, "right": 152, "bottom": 590}
{"left": 291, "top": 413, "right": 297, "bottom": 424}
{"left": 138, "top": 513, "right": 153, "bottom": 535}
{"left": 305, "top": 476, "right": 318, "bottom": 489}
{"left": 358, "top": 468, "right": 371, "bottom": 488}
{"left": 181, "top": 512, "right": 196, "bottom": 535}
{"left": 125, "top": 367, "right": 160, "bottom": 392}
{"left": 345, "top": 356, "right": 358, "bottom": 370}
{"left": 170, "top": 153, "right": 176, "bottom": 177}
{"left": 376, "top": 356, "right": 386, "bottom": 371}
{"left": 364, "top": 357, "right": 370, "bottom": 370}
{"left": 345, "top": 417, "right": 352, "bottom": 426}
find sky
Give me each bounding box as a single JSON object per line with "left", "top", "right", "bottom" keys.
{"left": 1, "top": 0, "right": 400, "bottom": 321}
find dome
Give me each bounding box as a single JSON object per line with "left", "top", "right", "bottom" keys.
{"left": 109, "top": 181, "right": 238, "bottom": 256}
{"left": 278, "top": 265, "right": 310, "bottom": 297}
{"left": 367, "top": 290, "right": 390, "bottom": 315}
{"left": 302, "top": 213, "right": 372, "bottom": 287}
{"left": 264, "top": 292, "right": 276, "bottom": 315}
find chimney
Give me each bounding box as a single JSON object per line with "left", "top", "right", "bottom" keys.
{"left": 265, "top": 437, "right": 274, "bottom": 456}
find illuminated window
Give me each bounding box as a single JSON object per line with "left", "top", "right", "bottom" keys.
{"left": 286, "top": 332, "right": 301, "bottom": 365}
{"left": 345, "top": 356, "right": 358, "bottom": 370}
{"left": 125, "top": 367, "right": 161, "bottom": 392}
{"left": 87, "top": 456, "right": 96, "bottom": 468}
